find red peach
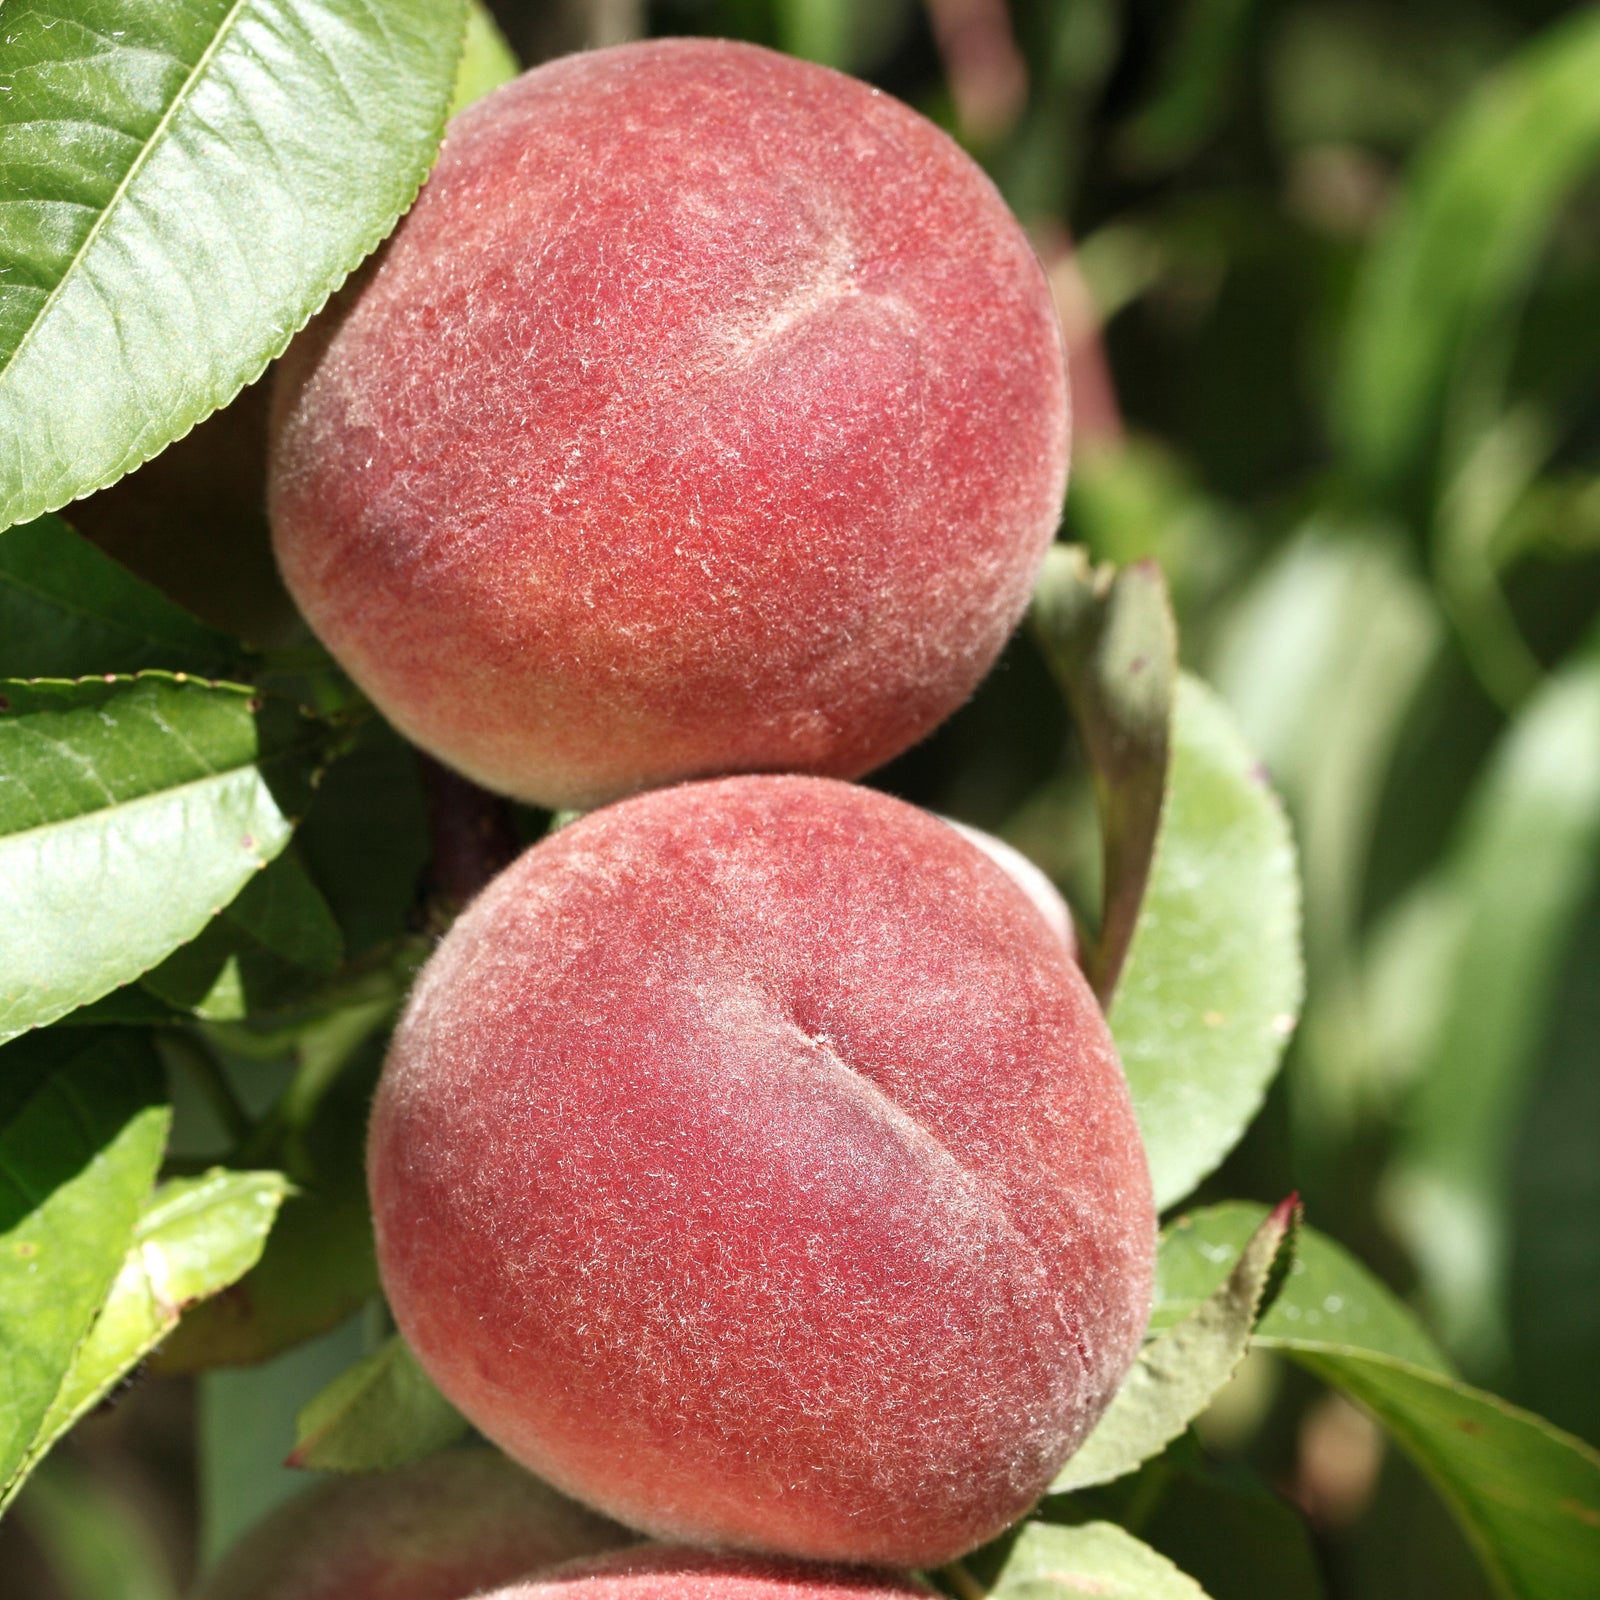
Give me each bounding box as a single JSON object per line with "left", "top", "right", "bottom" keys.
{"left": 369, "top": 776, "right": 1154, "bottom": 1567}
{"left": 194, "top": 1448, "right": 634, "bottom": 1600}
{"left": 939, "top": 818, "right": 1077, "bottom": 955}
{"left": 270, "top": 39, "right": 1069, "bottom": 809}
{"left": 479, "top": 1549, "right": 927, "bottom": 1600}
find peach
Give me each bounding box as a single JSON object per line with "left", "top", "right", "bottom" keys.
{"left": 369, "top": 776, "right": 1154, "bottom": 1567}
{"left": 940, "top": 818, "right": 1077, "bottom": 955}
{"left": 270, "top": 39, "right": 1069, "bottom": 809}
{"left": 479, "top": 1549, "right": 926, "bottom": 1600}
{"left": 194, "top": 1447, "right": 634, "bottom": 1600}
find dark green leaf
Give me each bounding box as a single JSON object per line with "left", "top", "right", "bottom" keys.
{"left": 0, "top": 0, "right": 469, "bottom": 529}
{"left": 1292, "top": 1351, "right": 1600, "bottom": 1600}
{"left": 1052, "top": 1197, "right": 1299, "bottom": 1492}
{"left": 1109, "top": 676, "right": 1304, "bottom": 1209}
{"left": 1338, "top": 8, "right": 1600, "bottom": 486}
{"left": 156, "top": 1022, "right": 385, "bottom": 1371}
{"left": 0, "top": 1029, "right": 168, "bottom": 1508}
{"left": 143, "top": 852, "right": 343, "bottom": 1022}
{"left": 1030, "top": 545, "right": 1178, "bottom": 999}
{"left": 994, "top": 1520, "right": 1214, "bottom": 1600}
{"left": 0, "top": 674, "right": 334, "bottom": 1042}
{"left": 290, "top": 1334, "right": 466, "bottom": 1473}
{"left": 0, "top": 515, "right": 245, "bottom": 679}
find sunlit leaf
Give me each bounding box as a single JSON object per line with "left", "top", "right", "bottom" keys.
{"left": 1153, "top": 1204, "right": 1451, "bottom": 1373}
{"left": 0, "top": 674, "right": 334, "bottom": 1042}
{"left": 0, "top": 1029, "right": 168, "bottom": 1509}
{"left": 0, "top": 0, "right": 468, "bottom": 529}
{"left": 14, "top": 1168, "right": 288, "bottom": 1498}
{"left": 1109, "top": 676, "right": 1304, "bottom": 1209}
{"left": 994, "top": 1520, "right": 1213, "bottom": 1600}
{"left": 449, "top": 0, "right": 519, "bottom": 118}
{"left": 290, "top": 1334, "right": 466, "bottom": 1473}
{"left": 1052, "top": 1197, "right": 1299, "bottom": 1492}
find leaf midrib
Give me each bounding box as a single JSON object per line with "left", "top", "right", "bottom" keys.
{"left": 0, "top": 0, "right": 255, "bottom": 389}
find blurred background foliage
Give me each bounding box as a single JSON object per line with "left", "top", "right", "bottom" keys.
{"left": 4, "top": 2, "right": 1596, "bottom": 1598}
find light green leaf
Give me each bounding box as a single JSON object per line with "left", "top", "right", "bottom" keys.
{"left": 1387, "top": 658, "right": 1600, "bottom": 1363}
{"left": 1152, "top": 1203, "right": 1450, "bottom": 1372}
{"left": 0, "top": 515, "right": 245, "bottom": 679}
{"left": 13, "top": 1168, "right": 288, "bottom": 1501}
{"left": 449, "top": 0, "right": 519, "bottom": 118}
{"left": 0, "top": 0, "right": 469, "bottom": 529}
{"left": 290, "top": 1334, "right": 466, "bottom": 1473}
{"left": 143, "top": 851, "right": 343, "bottom": 1022}
{"left": 1338, "top": 7, "right": 1600, "bottom": 486}
{"left": 995, "top": 1520, "right": 1213, "bottom": 1600}
{"left": 775, "top": 0, "right": 856, "bottom": 70}
{"left": 0, "top": 1029, "right": 168, "bottom": 1507}
{"left": 1031, "top": 546, "right": 1178, "bottom": 1001}
{"left": 0, "top": 674, "right": 333, "bottom": 1042}
{"left": 1109, "top": 676, "right": 1304, "bottom": 1209}
{"left": 1293, "top": 1351, "right": 1600, "bottom": 1600}
{"left": 1052, "top": 1198, "right": 1299, "bottom": 1493}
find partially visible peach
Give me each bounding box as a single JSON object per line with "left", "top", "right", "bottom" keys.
{"left": 478, "top": 1550, "right": 926, "bottom": 1600}
{"left": 940, "top": 818, "right": 1077, "bottom": 955}
{"left": 194, "top": 1448, "right": 633, "bottom": 1600}
{"left": 270, "top": 38, "right": 1068, "bottom": 809}
{"left": 369, "top": 775, "right": 1154, "bottom": 1567}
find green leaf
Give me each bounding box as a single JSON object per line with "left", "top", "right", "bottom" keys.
{"left": 0, "top": 674, "right": 333, "bottom": 1042}
{"left": 1209, "top": 528, "right": 1440, "bottom": 1136}
{"left": 1291, "top": 1351, "right": 1600, "bottom": 1600}
{"left": 1152, "top": 1203, "right": 1451, "bottom": 1373}
{"left": 0, "top": 1029, "right": 168, "bottom": 1507}
{"left": 290, "top": 1334, "right": 466, "bottom": 1473}
{"left": 156, "top": 1020, "right": 384, "bottom": 1371}
{"left": 11, "top": 1167, "right": 288, "bottom": 1502}
{"left": 449, "top": 0, "right": 519, "bottom": 119}
{"left": 14, "top": 1460, "right": 179, "bottom": 1600}
{"left": 994, "top": 1520, "right": 1213, "bottom": 1600}
{"left": 1386, "top": 659, "right": 1600, "bottom": 1363}
{"left": 0, "top": 514, "right": 246, "bottom": 679}
{"left": 1051, "top": 1197, "right": 1299, "bottom": 1493}
{"left": 143, "top": 851, "right": 343, "bottom": 1022}
{"left": 1337, "top": 7, "right": 1600, "bottom": 487}
{"left": 0, "top": 0, "right": 469, "bottom": 529}
{"left": 1031, "top": 546, "right": 1178, "bottom": 1000}
{"left": 1155, "top": 1206, "right": 1598, "bottom": 1600}
{"left": 1109, "top": 676, "right": 1304, "bottom": 1209}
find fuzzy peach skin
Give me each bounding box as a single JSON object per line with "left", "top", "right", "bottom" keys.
{"left": 270, "top": 39, "right": 1069, "bottom": 809}
{"left": 939, "top": 818, "right": 1077, "bottom": 956}
{"left": 480, "top": 1549, "right": 928, "bottom": 1600}
{"left": 369, "top": 776, "right": 1154, "bottom": 1567}
{"left": 193, "top": 1448, "right": 634, "bottom": 1600}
